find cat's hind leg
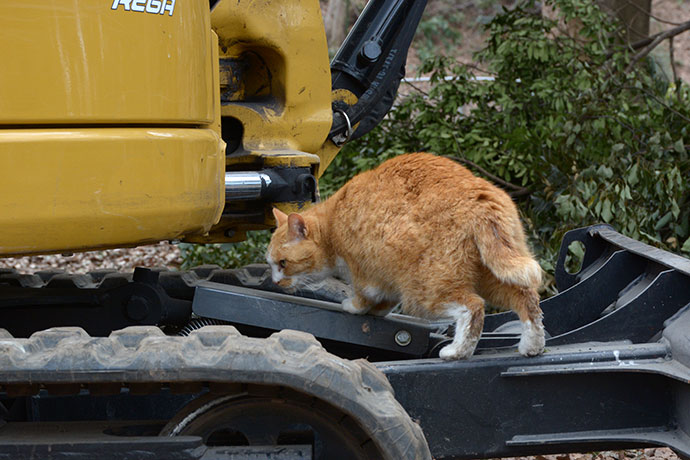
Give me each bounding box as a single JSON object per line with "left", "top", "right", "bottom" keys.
{"left": 479, "top": 276, "right": 545, "bottom": 356}
{"left": 436, "top": 292, "right": 485, "bottom": 360}
{"left": 514, "top": 289, "right": 545, "bottom": 356}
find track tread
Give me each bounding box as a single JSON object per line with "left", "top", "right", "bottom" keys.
{"left": 0, "top": 265, "right": 349, "bottom": 303}
{"left": 0, "top": 325, "right": 430, "bottom": 460}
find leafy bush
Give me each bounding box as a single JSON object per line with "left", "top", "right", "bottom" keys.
{"left": 181, "top": 0, "right": 690, "bottom": 278}
{"left": 177, "top": 231, "right": 270, "bottom": 270}
{"left": 414, "top": 0, "right": 465, "bottom": 63}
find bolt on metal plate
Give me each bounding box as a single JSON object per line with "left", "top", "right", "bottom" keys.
{"left": 395, "top": 330, "right": 412, "bottom": 347}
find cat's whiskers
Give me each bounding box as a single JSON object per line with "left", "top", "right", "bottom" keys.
{"left": 291, "top": 266, "right": 333, "bottom": 289}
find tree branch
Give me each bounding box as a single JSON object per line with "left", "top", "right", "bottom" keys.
{"left": 402, "top": 80, "right": 429, "bottom": 96}
{"left": 624, "top": 84, "right": 690, "bottom": 124}
{"left": 442, "top": 155, "right": 532, "bottom": 197}
{"left": 606, "top": 19, "right": 690, "bottom": 59}
{"left": 625, "top": 20, "right": 690, "bottom": 73}
{"left": 453, "top": 59, "right": 496, "bottom": 76}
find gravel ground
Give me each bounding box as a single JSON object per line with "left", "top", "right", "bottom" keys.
{"left": 0, "top": 242, "right": 183, "bottom": 274}
{"left": 497, "top": 449, "right": 679, "bottom": 460}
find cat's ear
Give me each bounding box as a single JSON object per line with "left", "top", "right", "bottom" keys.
{"left": 272, "top": 208, "right": 288, "bottom": 226}
{"left": 287, "top": 213, "right": 308, "bottom": 241}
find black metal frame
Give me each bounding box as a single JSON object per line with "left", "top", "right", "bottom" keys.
{"left": 0, "top": 267, "right": 192, "bottom": 337}
{"left": 0, "top": 419, "right": 311, "bottom": 459}
{"left": 383, "top": 341, "right": 690, "bottom": 459}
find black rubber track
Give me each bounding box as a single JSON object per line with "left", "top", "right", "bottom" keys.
{"left": 0, "top": 325, "right": 431, "bottom": 460}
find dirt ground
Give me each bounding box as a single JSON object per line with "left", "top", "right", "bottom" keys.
{"left": 1, "top": 2, "right": 688, "bottom": 459}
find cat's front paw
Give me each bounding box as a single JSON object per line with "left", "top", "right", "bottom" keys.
{"left": 438, "top": 342, "right": 474, "bottom": 360}
{"left": 341, "top": 298, "right": 368, "bottom": 315}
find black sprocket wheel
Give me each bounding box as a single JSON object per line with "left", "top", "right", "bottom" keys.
{"left": 161, "top": 386, "right": 383, "bottom": 459}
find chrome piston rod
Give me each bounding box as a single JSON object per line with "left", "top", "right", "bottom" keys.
{"left": 224, "top": 171, "right": 273, "bottom": 201}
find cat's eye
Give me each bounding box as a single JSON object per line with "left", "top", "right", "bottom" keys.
{"left": 279, "top": 259, "right": 287, "bottom": 269}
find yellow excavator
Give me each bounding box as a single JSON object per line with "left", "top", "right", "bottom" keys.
{"left": 2, "top": 1, "right": 690, "bottom": 460}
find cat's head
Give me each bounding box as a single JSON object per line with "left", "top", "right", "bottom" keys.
{"left": 266, "top": 208, "right": 331, "bottom": 289}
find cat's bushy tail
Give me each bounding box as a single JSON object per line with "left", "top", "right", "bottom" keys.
{"left": 474, "top": 218, "right": 542, "bottom": 289}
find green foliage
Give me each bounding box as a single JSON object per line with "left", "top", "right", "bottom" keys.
{"left": 415, "top": 0, "right": 465, "bottom": 62}
{"left": 322, "top": 0, "right": 690, "bottom": 276}
{"left": 177, "top": 231, "right": 270, "bottom": 270}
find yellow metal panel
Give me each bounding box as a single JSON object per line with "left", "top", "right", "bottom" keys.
{"left": 0, "top": 128, "right": 224, "bottom": 256}
{"left": 201, "top": 0, "right": 337, "bottom": 242}
{"left": 0, "top": 0, "right": 214, "bottom": 124}
{"left": 212, "top": 0, "right": 332, "bottom": 155}
{"left": 208, "top": 31, "right": 222, "bottom": 137}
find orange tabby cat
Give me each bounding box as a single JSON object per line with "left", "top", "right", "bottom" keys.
{"left": 267, "top": 153, "right": 544, "bottom": 360}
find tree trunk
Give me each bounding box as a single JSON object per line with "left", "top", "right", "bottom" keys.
{"left": 542, "top": 0, "right": 651, "bottom": 44}
{"left": 324, "top": 0, "right": 349, "bottom": 51}
{"left": 597, "top": 0, "right": 651, "bottom": 44}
